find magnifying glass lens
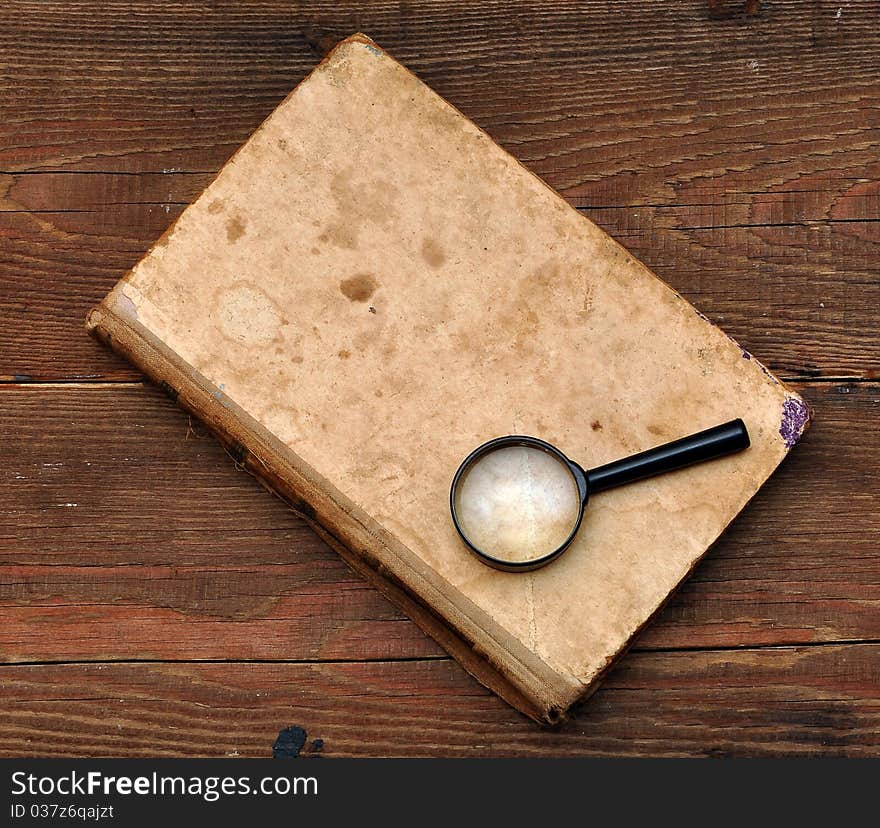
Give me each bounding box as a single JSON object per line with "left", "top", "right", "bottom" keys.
{"left": 452, "top": 445, "right": 582, "bottom": 565}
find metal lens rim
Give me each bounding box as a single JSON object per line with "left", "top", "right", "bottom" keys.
{"left": 449, "top": 435, "right": 588, "bottom": 573}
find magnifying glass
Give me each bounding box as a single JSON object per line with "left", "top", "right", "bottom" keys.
{"left": 450, "top": 419, "right": 749, "bottom": 572}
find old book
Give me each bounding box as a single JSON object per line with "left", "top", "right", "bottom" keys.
{"left": 87, "top": 33, "right": 810, "bottom": 724}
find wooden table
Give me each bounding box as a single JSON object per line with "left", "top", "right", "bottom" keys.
{"left": 2, "top": 1, "right": 878, "bottom": 758}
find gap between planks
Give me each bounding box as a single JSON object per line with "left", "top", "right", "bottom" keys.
{"left": 2, "top": 207, "right": 878, "bottom": 232}
{"left": 3, "top": 638, "right": 880, "bottom": 669}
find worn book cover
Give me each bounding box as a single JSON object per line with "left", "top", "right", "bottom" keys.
{"left": 87, "top": 33, "right": 810, "bottom": 723}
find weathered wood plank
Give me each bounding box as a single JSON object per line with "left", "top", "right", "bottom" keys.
{"left": 0, "top": 564, "right": 441, "bottom": 663}
{"left": 1, "top": 644, "right": 877, "bottom": 757}
{"left": 1, "top": 381, "right": 877, "bottom": 663}
{"left": 1, "top": 1, "right": 877, "bottom": 177}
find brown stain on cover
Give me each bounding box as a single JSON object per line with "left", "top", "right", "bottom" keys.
{"left": 318, "top": 166, "right": 402, "bottom": 251}
{"left": 340, "top": 273, "right": 378, "bottom": 302}
{"left": 226, "top": 215, "right": 247, "bottom": 242}
{"left": 421, "top": 237, "right": 446, "bottom": 268}
{"left": 319, "top": 223, "right": 358, "bottom": 249}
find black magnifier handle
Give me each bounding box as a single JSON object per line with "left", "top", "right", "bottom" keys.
{"left": 585, "top": 418, "right": 750, "bottom": 495}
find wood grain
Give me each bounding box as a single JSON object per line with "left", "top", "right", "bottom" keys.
{"left": 2, "top": 645, "right": 878, "bottom": 758}
{"left": 1, "top": 381, "right": 877, "bottom": 664}
{"left": 2, "top": 1, "right": 877, "bottom": 177}
{"left": 2, "top": 0, "right": 878, "bottom": 755}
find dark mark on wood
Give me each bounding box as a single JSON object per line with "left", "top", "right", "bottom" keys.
{"left": 304, "top": 27, "right": 341, "bottom": 58}
{"left": 273, "top": 725, "right": 308, "bottom": 758}
{"left": 159, "top": 380, "right": 179, "bottom": 402}
{"left": 289, "top": 497, "right": 316, "bottom": 521}
{"left": 707, "top": 0, "right": 761, "bottom": 19}
{"left": 228, "top": 441, "right": 249, "bottom": 465}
